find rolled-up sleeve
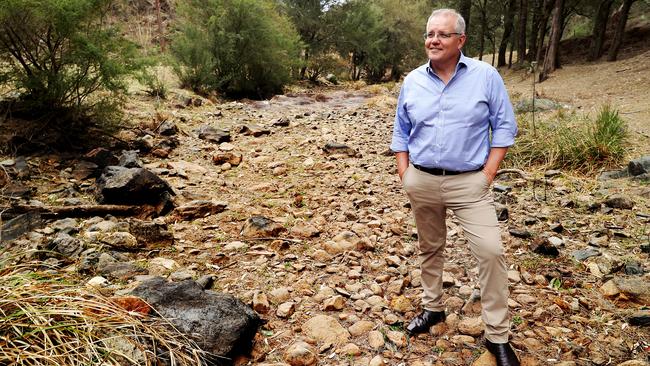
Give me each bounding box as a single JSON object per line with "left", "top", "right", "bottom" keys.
{"left": 487, "top": 69, "right": 518, "bottom": 147}
{"left": 390, "top": 85, "right": 411, "bottom": 152}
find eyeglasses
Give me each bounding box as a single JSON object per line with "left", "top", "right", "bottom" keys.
{"left": 423, "top": 32, "right": 462, "bottom": 40}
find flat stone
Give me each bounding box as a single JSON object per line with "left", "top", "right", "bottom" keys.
{"left": 385, "top": 330, "right": 406, "bottom": 347}
{"left": 277, "top": 302, "right": 296, "bottom": 318}
{"left": 600, "top": 280, "right": 620, "bottom": 297}
{"left": 302, "top": 315, "right": 350, "bottom": 345}
{"left": 458, "top": 316, "right": 484, "bottom": 336}
{"left": 572, "top": 247, "right": 600, "bottom": 261}
{"left": 349, "top": 320, "right": 374, "bottom": 336}
{"left": 368, "top": 330, "right": 385, "bottom": 349}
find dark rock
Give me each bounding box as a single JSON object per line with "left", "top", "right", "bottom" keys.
{"left": 641, "top": 244, "right": 650, "bottom": 253}
{"left": 3, "top": 182, "right": 33, "bottom": 199}
{"left": 99, "top": 262, "right": 148, "bottom": 280}
{"left": 239, "top": 124, "right": 271, "bottom": 137}
{"left": 549, "top": 222, "right": 564, "bottom": 233}
{"left": 196, "top": 275, "right": 215, "bottom": 290}
{"left": 195, "top": 125, "right": 231, "bottom": 144}
{"left": 495, "top": 203, "right": 509, "bottom": 221}
{"left": 84, "top": 148, "right": 118, "bottom": 168}
{"left": 322, "top": 142, "right": 359, "bottom": 157}
{"left": 604, "top": 195, "right": 634, "bottom": 209}
{"left": 240, "top": 216, "right": 286, "bottom": 238}
{"left": 51, "top": 218, "right": 79, "bottom": 234}
{"left": 212, "top": 152, "right": 243, "bottom": 166}
{"left": 623, "top": 261, "right": 644, "bottom": 275}
{"left": 492, "top": 184, "right": 511, "bottom": 193}
{"left": 598, "top": 170, "right": 629, "bottom": 181}
{"left": 118, "top": 150, "right": 143, "bottom": 168}
{"left": 78, "top": 248, "right": 101, "bottom": 273}
{"left": 49, "top": 233, "right": 84, "bottom": 258}
{"left": 524, "top": 217, "right": 538, "bottom": 225}
{"left": 128, "top": 219, "right": 174, "bottom": 248}
{"left": 158, "top": 120, "right": 179, "bottom": 136}
{"left": 71, "top": 161, "right": 99, "bottom": 180}
{"left": 572, "top": 247, "right": 600, "bottom": 261}
{"left": 628, "top": 156, "right": 650, "bottom": 176}
{"left": 509, "top": 228, "right": 532, "bottom": 239}
{"left": 172, "top": 200, "right": 228, "bottom": 220}
{"left": 628, "top": 311, "right": 650, "bottom": 326}
{"left": 130, "top": 277, "right": 261, "bottom": 357}
{"left": 0, "top": 212, "right": 43, "bottom": 243}
{"left": 530, "top": 237, "right": 560, "bottom": 257}
{"left": 272, "top": 118, "right": 290, "bottom": 127}
{"left": 96, "top": 166, "right": 175, "bottom": 208}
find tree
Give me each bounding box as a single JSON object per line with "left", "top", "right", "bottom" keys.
{"left": 516, "top": 0, "right": 528, "bottom": 64}
{"left": 607, "top": 0, "right": 637, "bottom": 61}
{"left": 171, "top": 0, "right": 302, "bottom": 98}
{"left": 0, "top": 0, "right": 140, "bottom": 123}
{"left": 588, "top": 0, "right": 615, "bottom": 61}
{"left": 457, "top": 0, "right": 472, "bottom": 55}
{"left": 497, "top": 0, "right": 517, "bottom": 67}
{"left": 281, "top": 0, "right": 334, "bottom": 80}
{"left": 539, "top": 0, "right": 564, "bottom": 81}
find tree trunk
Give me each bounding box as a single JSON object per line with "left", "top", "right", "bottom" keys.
{"left": 478, "top": 4, "right": 487, "bottom": 60}
{"left": 458, "top": 0, "right": 472, "bottom": 56}
{"left": 539, "top": 0, "right": 564, "bottom": 82}
{"left": 535, "top": 0, "right": 555, "bottom": 63}
{"left": 155, "top": 0, "right": 165, "bottom": 51}
{"left": 607, "top": 0, "right": 636, "bottom": 62}
{"left": 517, "top": 0, "right": 528, "bottom": 64}
{"left": 588, "top": 0, "right": 614, "bottom": 61}
{"left": 498, "top": 0, "right": 517, "bottom": 67}
{"left": 527, "top": 0, "right": 542, "bottom": 62}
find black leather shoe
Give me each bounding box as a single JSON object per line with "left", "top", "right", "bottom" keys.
{"left": 485, "top": 339, "right": 520, "bottom": 366}
{"left": 406, "top": 310, "right": 445, "bottom": 335}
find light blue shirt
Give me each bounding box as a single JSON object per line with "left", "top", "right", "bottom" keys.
{"left": 390, "top": 54, "right": 517, "bottom": 171}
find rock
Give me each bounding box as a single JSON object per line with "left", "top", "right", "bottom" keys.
{"left": 628, "top": 156, "right": 650, "bottom": 176}
{"left": 600, "top": 280, "right": 620, "bottom": 297}
{"left": 322, "top": 295, "right": 346, "bottom": 311}
{"left": 302, "top": 315, "right": 350, "bottom": 345}
{"left": 290, "top": 223, "right": 320, "bottom": 238}
{"left": 451, "top": 335, "right": 476, "bottom": 345}
{"left": 72, "top": 161, "right": 99, "bottom": 180}
{"left": 509, "top": 228, "right": 532, "bottom": 239}
{"left": 130, "top": 277, "right": 260, "bottom": 357}
{"left": 169, "top": 269, "right": 195, "bottom": 281}
{"left": 604, "top": 195, "right": 634, "bottom": 209}
{"left": 128, "top": 219, "right": 174, "bottom": 248}
{"left": 624, "top": 261, "right": 644, "bottom": 275}
{"left": 149, "top": 257, "right": 179, "bottom": 275}
{"left": 507, "top": 270, "right": 521, "bottom": 283}
{"left": 272, "top": 117, "right": 290, "bottom": 127}
{"left": 369, "top": 355, "right": 385, "bottom": 366}
{"left": 616, "top": 361, "right": 648, "bottom": 366}
{"left": 458, "top": 316, "right": 484, "bottom": 336}
{"left": 386, "top": 330, "right": 406, "bottom": 347}
{"left": 389, "top": 295, "right": 413, "bottom": 313}
{"left": 284, "top": 341, "right": 317, "bottom": 366}
{"left": 158, "top": 120, "right": 178, "bottom": 136}
{"left": 530, "top": 237, "right": 560, "bottom": 257}
{"left": 195, "top": 125, "right": 231, "bottom": 143}
{"left": 613, "top": 277, "right": 650, "bottom": 304}
{"left": 269, "top": 287, "right": 291, "bottom": 304}
{"left": 49, "top": 233, "right": 83, "bottom": 258}
{"left": 628, "top": 311, "right": 650, "bottom": 326}
{"left": 224, "top": 241, "right": 248, "bottom": 252}
{"left": 86, "top": 276, "right": 108, "bottom": 288}
{"left": 96, "top": 166, "right": 175, "bottom": 211}
{"left": 172, "top": 200, "right": 228, "bottom": 220}
{"left": 472, "top": 351, "right": 496, "bottom": 366}
{"left": 219, "top": 142, "right": 235, "bottom": 151}
{"left": 322, "top": 142, "right": 359, "bottom": 157}
{"left": 277, "top": 302, "right": 296, "bottom": 318}
{"left": 368, "top": 330, "right": 385, "bottom": 349}
{"left": 1, "top": 212, "right": 44, "bottom": 243}
{"left": 240, "top": 216, "right": 287, "bottom": 238}
{"left": 196, "top": 275, "right": 215, "bottom": 289}
{"left": 349, "top": 320, "right": 374, "bottom": 336}
{"left": 100, "top": 262, "right": 147, "bottom": 280}
{"left": 598, "top": 170, "right": 629, "bottom": 181}
{"left": 495, "top": 203, "right": 509, "bottom": 221}
{"left": 240, "top": 124, "right": 271, "bottom": 137}
{"left": 515, "top": 98, "right": 561, "bottom": 113}
{"left": 253, "top": 292, "right": 271, "bottom": 313}
{"left": 572, "top": 247, "right": 600, "bottom": 261}
{"left": 84, "top": 148, "right": 118, "bottom": 168}
{"left": 99, "top": 232, "right": 141, "bottom": 250}
{"left": 212, "top": 152, "right": 243, "bottom": 167}
{"left": 341, "top": 343, "right": 361, "bottom": 356}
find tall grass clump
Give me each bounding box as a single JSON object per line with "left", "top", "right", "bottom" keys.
{"left": 507, "top": 104, "right": 628, "bottom": 173}
{"left": 0, "top": 259, "right": 214, "bottom": 365}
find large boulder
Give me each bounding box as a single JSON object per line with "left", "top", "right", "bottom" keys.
{"left": 96, "top": 166, "right": 175, "bottom": 213}
{"left": 195, "top": 125, "right": 231, "bottom": 144}
{"left": 130, "top": 277, "right": 261, "bottom": 358}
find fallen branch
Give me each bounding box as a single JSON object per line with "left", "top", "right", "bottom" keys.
{"left": 1, "top": 204, "right": 140, "bottom": 219}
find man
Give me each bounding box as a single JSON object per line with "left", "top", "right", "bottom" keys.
{"left": 390, "top": 8, "right": 520, "bottom": 366}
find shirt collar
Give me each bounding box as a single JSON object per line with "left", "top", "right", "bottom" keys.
{"left": 425, "top": 52, "right": 470, "bottom": 76}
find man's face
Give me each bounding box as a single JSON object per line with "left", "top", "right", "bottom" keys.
{"left": 425, "top": 14, "right": 465, "bottom": 67}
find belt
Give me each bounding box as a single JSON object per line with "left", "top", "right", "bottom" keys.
{"left": 413, "top": 164, "right": 483, "bottom": 176}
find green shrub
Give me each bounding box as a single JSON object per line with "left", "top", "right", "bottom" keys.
{"left": 171, "top": 0, "right": 302, "bottom": 99}
{"left": 507, "top": 104, "right": 628, "bottom": 173}
{"left": 0, "top": 0, "right": 141, "bottom": 124}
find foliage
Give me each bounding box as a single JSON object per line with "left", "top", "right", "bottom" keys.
{"left": 0, "top": 0, "right": 141, "bottom": 124}
{"left": 171, "top": 0, "right": 302, "bottom": 98}
{"left": 0, "top": 258, "right": 213, "bottom": 365}
{"left": 506, "top": 104, "right": 628, "bottom": 173}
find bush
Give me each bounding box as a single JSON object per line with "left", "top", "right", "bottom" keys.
{"left": 0, "top": 0, "right": 141, "bottom": 124}
{"left": 171, "top": 0, "right": 302, "bottom": 99}
{"left": 507, "top": 104, "right": 628, "bottom": 173}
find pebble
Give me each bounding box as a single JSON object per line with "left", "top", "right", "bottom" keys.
{"left": 253, "top": 292, "right": 271, "bottom": 313}
{"left": 369, "top": 355, "right": 384, "bottom": 366}
{"left": 323, "top": 295, "right": 346, "bottom": 311}
{"left": 302, "top": 315, "right": 350, "bottom": 345}
{"left": 368, "top": 330, "right": 385, "bottom": 349}
{"left": 458, "top": 316, "right": 484, "bottom": 336}
{"left": 340, "top": 343, "right": 361, "bottom": 356}
{"left": 284, "top": 341, "right": 317, "bottom": 366}
{"left": 386, "top": 330, "right": 406, "bottom": 347}
{"left": 349, "top": 320, "right": 375, "bottom": 336}
{"left": 277, "top": 302, "right": 296, "bottom": 318}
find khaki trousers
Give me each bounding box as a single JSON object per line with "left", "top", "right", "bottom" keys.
{"left": 402, "top": 164, "right": 510, "bottom": 343}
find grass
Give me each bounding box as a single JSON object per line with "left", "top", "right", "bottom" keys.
{"left": 0, "top": 258, "right": 215, "bottom": 365}
{"left": 507, "top": 104, "right": 628, "bottom": 174}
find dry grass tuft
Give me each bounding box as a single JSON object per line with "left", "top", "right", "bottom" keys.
{"left": 0, "top": 258, "right": 218, "bottom": 366}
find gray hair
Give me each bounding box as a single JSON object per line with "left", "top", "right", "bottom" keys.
{"left": 427, "top": 9, "right": 466, "bottom": 34}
